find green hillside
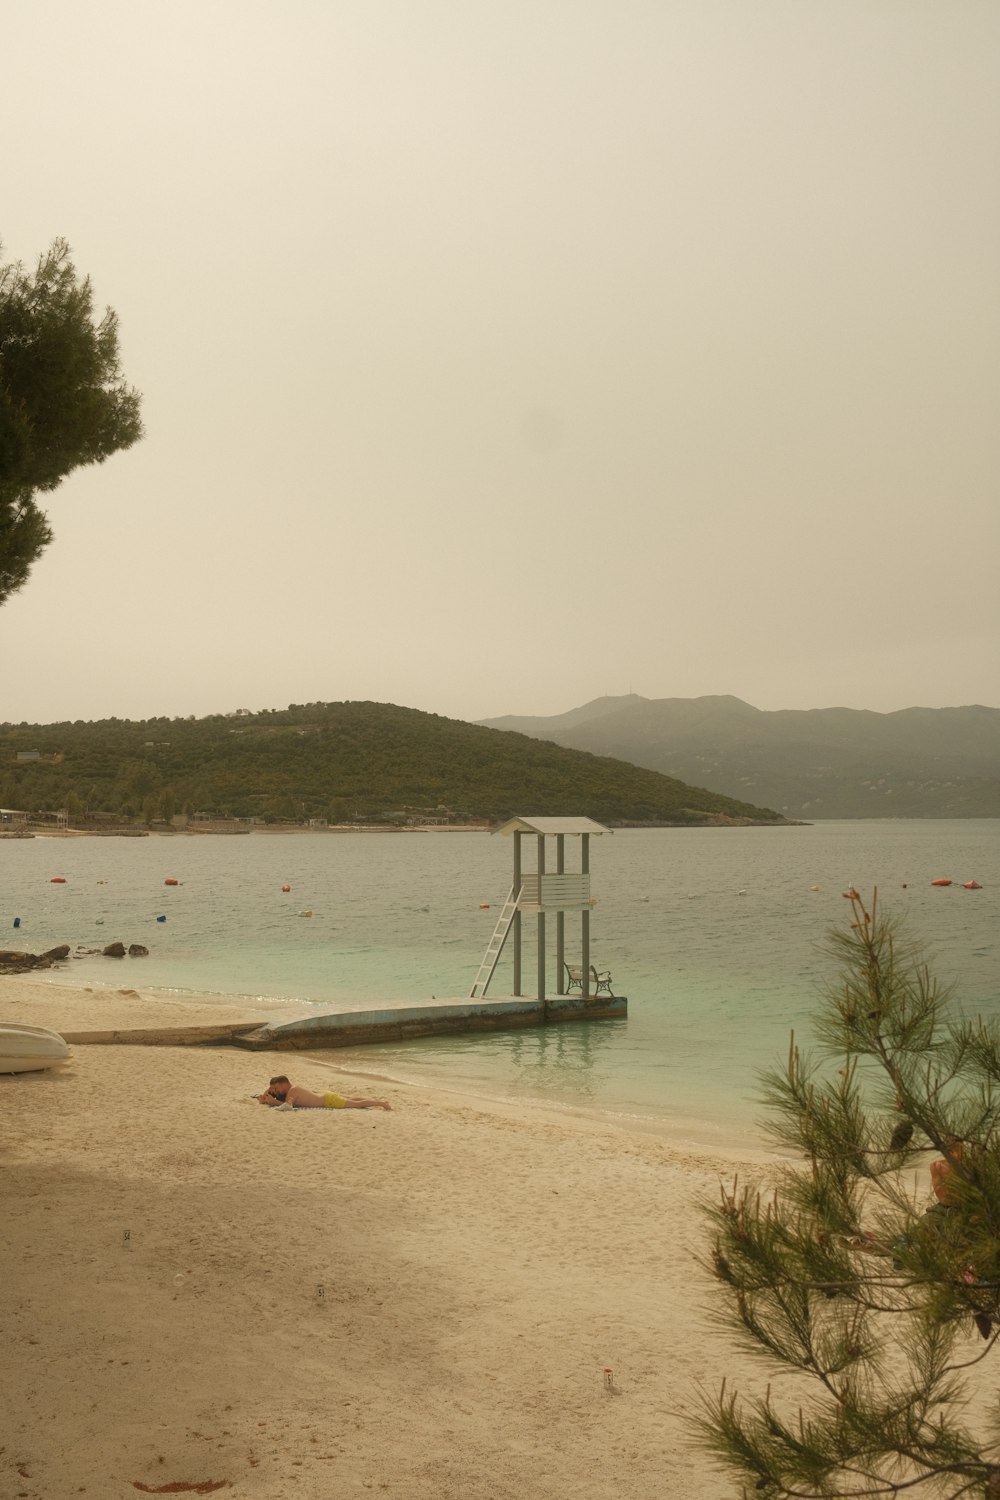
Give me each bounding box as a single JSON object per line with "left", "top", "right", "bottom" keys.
{"left": 0, "top": 700, "right": 791, "bottom": 827}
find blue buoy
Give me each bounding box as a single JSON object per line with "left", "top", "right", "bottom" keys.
{"left": 156, "top": 914, "right": 167, "bottom": 923}
{"left": 13, "top": 916, "right": 21, "bottom": 928}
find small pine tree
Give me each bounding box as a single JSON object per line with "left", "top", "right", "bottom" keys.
{"left": 698, "top": 891, "right": 1000, "bottom": 1498}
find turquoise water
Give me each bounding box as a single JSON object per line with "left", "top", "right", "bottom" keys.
{"left": 2, "top": 823, "right": 997, "bottom": 1142}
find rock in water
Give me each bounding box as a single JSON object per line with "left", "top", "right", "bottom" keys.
{"left": 39, "top": 944, "right": 71, "bottom": 963}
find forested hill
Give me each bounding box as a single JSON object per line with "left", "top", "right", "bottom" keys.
{"left": 0, "top": 701, "right": 792, "bottom": 827}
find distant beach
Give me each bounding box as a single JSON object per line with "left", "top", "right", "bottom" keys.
{"left": 1, "top": 822, "right": 499, "bottom": 840}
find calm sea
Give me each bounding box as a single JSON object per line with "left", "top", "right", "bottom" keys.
{"left": 2, "top": 823, "right": 997, "bottom": 1144}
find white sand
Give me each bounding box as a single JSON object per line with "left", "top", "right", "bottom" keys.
{"left": 1, "top": 979, "right": 779, "bottom": 1500}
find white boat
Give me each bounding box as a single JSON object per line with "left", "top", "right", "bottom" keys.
{"left": 0, "top": 1023, "right": 72, "bottom": 1074}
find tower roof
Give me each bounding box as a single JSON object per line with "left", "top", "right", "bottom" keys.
{"left": 492, "top": 816, "right": 610, "bottom": 836}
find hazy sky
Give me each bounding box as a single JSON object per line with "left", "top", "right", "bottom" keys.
{"left": 2, "top": 0, "right": 998, "bottom": 726}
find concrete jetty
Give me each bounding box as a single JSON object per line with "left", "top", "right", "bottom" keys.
{"left": 60, "top": 993, "right": 626, "bottom": 1051}
{"left": 233, "top": 992, "right": 626, "bottom": 1050}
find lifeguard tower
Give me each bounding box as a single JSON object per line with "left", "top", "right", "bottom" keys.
{"left": 470, "top": 816, "right": 618, "bottom": 1006}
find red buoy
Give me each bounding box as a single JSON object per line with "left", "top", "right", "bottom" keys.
{"left": 164, "top": 878, "right": 179, "bottom": 886}
{"left": 50, "top": 876, "right": 66, "bottom": 884}
{"left": 281, "top": 884, "right": 291, "bottom": 892}
{"left": 931, "top": 878, "right": 952, "bottom": 887}
{"left": 963, "top": 881, "right": 983, "bottom": 890}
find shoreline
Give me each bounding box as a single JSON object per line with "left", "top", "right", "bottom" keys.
{"left": 2, "top": 979, "right": 780, "bottom": 1498}
{"left": 5, "top": 817, "right": 801, "bottom": 838}
{"left": 1, "top": 974, "right": 770, "bottom": 1157}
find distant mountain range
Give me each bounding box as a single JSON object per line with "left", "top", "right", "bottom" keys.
{"left": 477, "top": 695, "right": 1000, "bottom": 819}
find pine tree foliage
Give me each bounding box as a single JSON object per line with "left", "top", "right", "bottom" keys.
{"left": 0, "top": 238, "right": 143, "bottom": 602}
{"left": 698, "top": 892, "right": 1000, "bottom": 1498}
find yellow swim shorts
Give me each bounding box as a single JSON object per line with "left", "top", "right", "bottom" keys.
{"left": 322, "top": 1091, "right": 347, "bottom": 1109}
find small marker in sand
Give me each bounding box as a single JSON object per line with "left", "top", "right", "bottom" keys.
{"left": 122, "top": 1229, "right": 131, "bottom": 1248}
{"left": 316, "top": 1283, "right": 326, "bottom": 1301}
{"left": 603, "top": 1368, "right": 614, "bottom": 1391}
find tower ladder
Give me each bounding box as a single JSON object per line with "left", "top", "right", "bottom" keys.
{"left": 469, "top": 885, "right": 522, "bottom": 998}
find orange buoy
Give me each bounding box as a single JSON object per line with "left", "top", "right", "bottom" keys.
{"left": 963, "top": 881, "right": 983, "bottom": 890}
{"left": 164, "top": 878, "right": 179, "bottom": 886}
{"left": 931, "top": 878, "right": 952, "bottom": 887}
{"left": 50, "top": 876, "right": 66, "bottom": 883}
{"left": 479, "top": 903, "right": 490, "bottom": 909}
{"left": 281, "top": 884, "right": 291, "bottom": 892}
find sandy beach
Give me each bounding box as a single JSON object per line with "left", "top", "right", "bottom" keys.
{"left": 2, "top": 979, "right": 779, "bottom": 1500}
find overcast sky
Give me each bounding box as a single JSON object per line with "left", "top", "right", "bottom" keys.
{"left": 2, "top": 0, "right": 997, "bottom": 726}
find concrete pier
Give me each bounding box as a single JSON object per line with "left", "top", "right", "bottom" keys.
{"left": 233, "top": 992, "right": 627, "bottom": 1050}
{"left": 60, "top": 993, "right": 627, "bottom": 1051}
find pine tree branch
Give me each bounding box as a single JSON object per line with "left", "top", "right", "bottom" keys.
{"left": 695, "top": 896, "right": 1000, "bottom": 1498}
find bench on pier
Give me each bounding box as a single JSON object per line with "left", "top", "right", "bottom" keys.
{"left": 564, "top": 963, "right": 615, "bottom": 997}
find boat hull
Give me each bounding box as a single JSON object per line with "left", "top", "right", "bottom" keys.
{"left": 0, "top": 1023, "right": 72, "bottom": 1073}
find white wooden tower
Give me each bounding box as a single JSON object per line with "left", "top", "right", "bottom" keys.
{"left": 469, "top": 816, "right": 609, "bottom": 1000}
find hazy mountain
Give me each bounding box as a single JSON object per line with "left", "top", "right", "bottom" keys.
{"left": 484, "top": 694, "right": 646, "bottom": 736}
{"left": 477, "top": 696, "right": 1000, "bottom": 818}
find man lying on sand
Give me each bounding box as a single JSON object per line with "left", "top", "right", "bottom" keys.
{"left": 258, "top": 1074, "right": 392, "bottom": 1111}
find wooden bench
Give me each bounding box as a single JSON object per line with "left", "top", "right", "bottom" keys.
{"left": 564, "top": 963, "right": 615, "bottom": 997}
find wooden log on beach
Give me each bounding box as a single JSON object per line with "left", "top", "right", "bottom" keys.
{"left": 59, "top": 1023, "right": 264, "bottom": 1047}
